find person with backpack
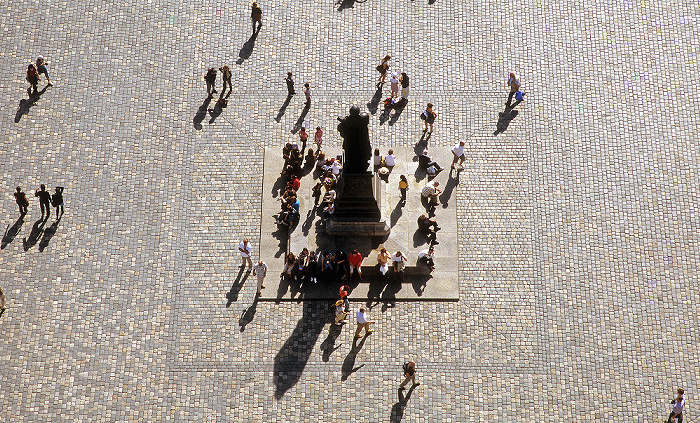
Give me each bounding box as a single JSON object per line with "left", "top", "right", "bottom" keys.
{"left": 420, "top": 103, "right": 437, "bottom": 133}
{"left": 51, "top": 186, "right": 64, "bottom": 218}
{"left": 399, "top": 360, "right": 420, "bottom": 389}
{"left": 205, "top": 68, "right": 217, "bottom": 97}
{"left": 219, "top": 65, "right": 232, "bottom": 98}
{"left": 376, "top": 55, "right": 391, "bottom": 85}
{"left": 14, "top": 187, "right": 29, "bottom": 216}
{"left": 667, "top": 389, "right": 685, "bottom": 423}
{"left": 251, "top": 2, "right": 262, "bottom": 34}
{"left": 26, "top": 64, "right": 40, "bottom": 95}
{"left": 506, "top": 72, "right": 521, "bottom": 108}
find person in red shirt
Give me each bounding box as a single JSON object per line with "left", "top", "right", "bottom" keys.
{"left": 339, "top": 285, "right": 350, "bottom": 312}
{"left": 348, "top": 249, "right": 363, "bottom": 281}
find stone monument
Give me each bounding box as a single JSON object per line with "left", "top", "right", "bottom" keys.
{"left": 326, "top": 106, "right": 390, "bottom": 236}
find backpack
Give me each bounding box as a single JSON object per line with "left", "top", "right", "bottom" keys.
{"left": 402, "top": 362, "right": 410, "bottom": 373}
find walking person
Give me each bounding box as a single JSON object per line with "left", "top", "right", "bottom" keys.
{"left": 451, "top": 140, "right": 466, "bottom": 169}
{"left": 355, "top": 307, "right": 375, "bottom": 338}
{"left": 251, "top": 2, "right": 262, "bottom": 34}
{"left": 239, "top": 238, "right": 253, "bottom": 269}
{"left": 253, "top": 259, "right": 267, "bottom": 297}
{"left": 303, "top": 83, "right": 311, "bottom": 106}
{"left": 51, "top": 186, "right": 64, "bottom": 218}
{"left": 376, "top": 55, "right": 391, "bottom": 85}
{"left": 219, "top": 65, "right": 232, "bottom": 98}
{"left": 400, "top": 72, "right": 409, "bottom": 99}
{"left": 398, "top": 175, "right": 408, "bottom": 204}
{"left": 35, "top": 184, "right": 51, "bottom": 218}
{"left": 285, "top": 72, "right": 295, "bottom": 95}
{"left": 26, "top": 64, "right": 40, "bottom": 95}
{"left": 420, "top": 103, "right": 437, "bottom": 133}
{"left": 205, "top": 68, "right": 217, "bottom": 97}
{"left": 36, "top": 56, "right": 53, "bottom": 87}
{"left": 14, "top": 187, "right": 29, "bottom": 216}
{"left": 348, "top": 249, "right": 363, "bottom": 281}
{"left": 667, "top": 389, "right": 685, "bottom": 423}
{"left": 399, "top": 360, "right": 420, "bottom": 389}
{"left": 314, "top": 126, "right": 323, "bottom": 153}
{"left": 298, "top": 127, "right": 309, "bottom": 153}
{"left": 0, "top": 286, "right": 5, "bottom": 312}
{"left": 334, "top": 300, "right": 350, "bottom": 325}
{"left": 506, "top": 72, "right": 521, "bottom": 108}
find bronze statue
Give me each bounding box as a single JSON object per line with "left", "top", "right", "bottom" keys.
{"left": 337, "top": 105, "right": 371, "bottom": 173}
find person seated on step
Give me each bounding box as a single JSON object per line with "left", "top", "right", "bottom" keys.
{"left": 305, "top": 250, "right": 319, "bottom": 284}
{"left": 322, "top": 171, "right": 337, "bottom": 191}
{"left": 335, "top": 250, "right": 350, "bottom": 281}
{"left": 418, "top": 149, "right": 442, "bottom": 173}
{"left": 417, "top": 246, "right": 436, "bottom": 271}
{"left": 322, "top": 201, "right": 335, "bottom": 220}
{"left": 373, "top": 148, "right": 383, "bottom": 168}
{"left": 282, "top": 252, "right": 296, "bottom": 277}
{"left": 391, "top": 250, "right": 408, "bottom": 281}
{"left": 321, "top": 189, "right": 336, "bottom": 207}
{"left": 279, "top": 187, "right": 296, "bottom": 207}
{"left": 418, "top": 213, "right": 441, "bottom": 244}
{"left": 331, "top": 158, "right": 342, "bottom": 175}
{"left": 320, "top": 251, "right": 336, "bottom": 282}
{"left": 294, "top": 248, "right": 309, "bottom": 282}
{"left": 384, "top": 149, "right": 396, "bottom": 167}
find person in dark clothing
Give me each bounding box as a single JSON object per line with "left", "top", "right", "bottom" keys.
{"left": 219, "top": 65, "right": 232, "bottom": 98}
{"left": 305, "top": 251, "right": 318, "bottom": 283}
{"left": 335, "top": 250, "right": 350, "bottom": 280}
{"left": 418, "top": 213, "right": 441, "bottom": 244}
{"left": 52, "top": 187, "right": 64, "bottom": 217}
{"left": 14, "top": 187, "right": 29, "bottom": 216}
{"left": 400, "top": 72, "right": 409, "bottom": 99}
{"left": 418, "top": 149, "right": 442, "bottom": 171}
{"left": 205, "top": 68, "right": 217, "bottom": 97}
{"left": 285, "top": 72, "right": 295, "bottom": 95}
{"left": 26, "top": 64, "right": 40, "bottom": 95}
{"left": 35, "top": 184, "right": 51, "bottom": 218}
{"left": 36, "top": 56, "right": 53, "bottom": 87}
{"left": 251, "top": 2, "right": 262, "bottom": 34}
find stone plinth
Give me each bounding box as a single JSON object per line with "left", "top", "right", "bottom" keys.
{"left": 326, "top": 172, "right": 390, "bottom": 236}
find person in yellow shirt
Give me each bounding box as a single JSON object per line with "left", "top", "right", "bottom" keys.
{"left": 398, "top": 175, "right": 408, "bottom": 204}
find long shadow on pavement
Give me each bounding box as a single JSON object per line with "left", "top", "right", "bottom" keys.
{"left": 390, "top": 386, "right": 415, "bottom": 423}
{"left": 23, "top": 218, "right": 46, "bottom": 251}
{"left": 2, "top": 216, "right": 25, "bottom": 249}
{"left": 193, "top": 96, "right": 213, "bottom": 130}
{"left": 236, "top": 30, "right": 259, "bottom": 65}
{"left": 341, "top": 334, "right": 368, "bottom": 380}
{"left": 38, "top": 219, "right": 60, "bottom": 252}
{"left": 226, "top": 267, "right": 251, "bottom": 305}
{"left": 15, "top": 86, "right": 49, "bottom": 123}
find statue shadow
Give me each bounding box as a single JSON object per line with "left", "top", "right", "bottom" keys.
{"left": 275, "top": 94, "right": 293, "bottom": 122}
{"left": 341, "top": 335, "right": 368, "bottom": 380}
{"left": 367, "top": 86, "right": 383, "bottom": 115}
{"left": 390, "top": 386, "right": 415, "bottom": 423}
{"left": 291, "top": 105, "right": 310, "bottom": 134}
{"left": 38, "top": 220, "right": 60, "bottom": 252}
{"left": 225, "top": 267, "right": 251, "bottom": 306}
{"left": 320, "top": 322, "right": 343, "bottom": 362}
{"left": 494, "top": 108, "right": 519, "bottom": 135}
{"left": 1, "top": 216, "right": 25, "bottom": 249}
{"left": 193, "top": 96, "right": 213, "bottom": 130}
{"left": 273, "top": 302, "right": 326, "bottom": 399}
{"left": 15, "top": 87, "right": 48, "bottom": 123}
{"left": 236, "top": 31, "right": 259, "bottom": 65}
{"left": 238, "top": 297, "right": 258, "bottom": 332}
{"left": 22, "top": 218, "right": 46, "bottom": 251}
{"left": 438, "top": 170, "right": 459, "bottom": 208}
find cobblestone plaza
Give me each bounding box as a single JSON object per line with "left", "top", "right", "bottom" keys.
{"left": 1, "top": 0, "right": 699, "bottom": 421}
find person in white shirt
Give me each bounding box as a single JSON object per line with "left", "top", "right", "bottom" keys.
{"left": 334, "top": 300, "right": 350, "bottom": 325}
{"left": 451, "top": 140, "right": 466, "bottom": 169}
{"left": 354, "top": 307, "right": 375, "bottom": 338}
{"left": 391, "top": 250, "right": 408, "bottom": 281}
{"left": 252, "top": 260, "right": 267, "bottom": 297}
{"left": 417, "top": 246, "right": 435, "bottom": 271}
{"left": 239, "top": 238, "right": 253, "bottom": 269}
{"left": 667, "top": 390, "right": 685, "bottom": 423}
{"left": 421, "top": 181, "right": 441, "bottom": 205}
{"left": 384, "top": 149, "right": 396, "bottom": 167}
{"left": 331, "top": 160, "right": 341, "bottom": 175}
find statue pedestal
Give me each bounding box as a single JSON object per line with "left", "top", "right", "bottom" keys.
{"left": 326, "top": 172, "right": 390, "bottom": 236}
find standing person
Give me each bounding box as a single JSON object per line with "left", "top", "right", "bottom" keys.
{"left": 298, "top": 127, "right": 309, "bottom": 153}
{"left": 26, "top": 64, "right": 40, "bottom": 95}
{"left": 35, "top": 184, "right": 51, "bottom": 218}
{"left": 398, "top": 175, "right": 408, "bottom": 204}
{"left": 390, "top": 72, "right": 400, "bottom": 98}
{"left": 667, "top": 393, "right": 685, "bottom": 423}
{"left": 252, "top": 259, "right": 267, "bottom": 297}
{"left": 0, "top": 286, "right": 5, "bottom": 312}
{"left": 14, "top": 187, "right": 29, "bottom": 216}
{"left": 334, "top": 300, "right": 350, "bottom": 325}
{"left": 399, "top": 360, "right": 420, "bottom": 389}
{"left": 219, "top": 65, "right": 232, "bottom": 98}
{"left": 506, "top": 72, "right": 521, "bottom": 108}
{"left": 51, "top": 186, "right": 64, "bottom": 218}
{"left": 451, "top": 140, "right": 466, "bottom": 169}
{"left": 314, "top": 126, "right": 323, "bottom": 153}
{"left": 303, "top": 83, "right": 311, "bottom": 106}
{"left": 285, "top": 72, "right": 295, "bottom": 95}
{"left": 376, "top": 55, "right": 391, "bottom": 85}
{"left": 354, "top": 307, "right": 375, "bottom": 338}
{"left": 205, "top": 68, "right": 217, "bottom": 97}
{"left": 36, "top": 56, "right": 53, "bottom": 87}
{"left": 251, "top": 2, "right": 262, "bottom": 34}
{"left": 239, "top": 238, "right": 253, "bottom": 269}
{"left": 377, "top": 248, "right": 391, "bottom": 276}
{"left": 420, "top": 103, "right": 437, "bottom": 133}
{"left": 417, "top": 246, "right": 436, "bottom": 271}
{"left": 400, "top": 72, "right": 409, "bottom": 99}
{"left": 348, "top": 249, "right": 364, "bottom": 281}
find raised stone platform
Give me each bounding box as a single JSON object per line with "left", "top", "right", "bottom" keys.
{"left": 258, "top": 144, "right": 459, "bottom": 302}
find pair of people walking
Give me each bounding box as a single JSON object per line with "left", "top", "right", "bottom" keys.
{"left": 204, "top": 66, "right": 232, "bottom": 98}
{"left": 25, "top": 56, "right": 52, "bottom": 96}
{"left": 14, "top": 185, "right": 64, "bottom": 219}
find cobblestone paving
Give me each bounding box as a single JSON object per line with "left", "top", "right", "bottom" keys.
{"left": 0, "top": 0, "right": 699, "bottom": 421}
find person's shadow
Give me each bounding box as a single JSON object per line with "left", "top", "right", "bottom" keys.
{"left": 38, "top": 220, "right": 59, "bottom": 252}
{"left": 379, "top": 103, "right": 392, "bottom": 125}
{"left": 291, "top": 104, "right": 310, "bottom": 133}
{"left": 226, "top": 266, "right": 251, "bottom": 305}
{"left": 320, "top": 322, "right": 343, "bottom": 362}
{"left": 438, "top": 171, "right": 459, "bottom": 208}
{"left": 275, "top": 95, "right": 293, "bottom": 122}
{"left": 1, "top": 216, "right": 26, "bottom": 249}
{"left": 388, "top": 101, "right": 407, "bottom": 125}
{"left": 341, "top": 335, "right": 368, "bottom": 380}
{"left": 494, "top": 108, "right": 519, "bottom": 135}
{"left": 193, "top": 96, "right": 213, "bottom": 130}
{"left": 236, "top": 31, "right": 259, "bottom": 65}
{"left": 208, "top": 99, "right": 225, "bottom": 124}
{"left": 367, "top": 85, "right": 383, "bottom": 115}
{"left": 390, "top": 386, "right": 415, "bottom": 422}
{"left": 390, "top": 200, "right": 403, "bottom": 228}
{"left": 22, "top": 218, "right": 46, "bottom": 251}
{"left": 238, "top": 297, "right": 258, "bottom": 332}
{"left": 15, "top": 87, "right": 48, "bottom": 123}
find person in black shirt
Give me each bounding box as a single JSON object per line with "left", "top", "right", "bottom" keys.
{"left": 418, "top": 149, "right": 442, "bottom": 171}
{"left": 52, "top": 187, "right": 64, "bottom": 218}
{"left": 204, "top": 68, "right": 217, "bottom": 97}
{"left": 35, "top": 184, "right": 51, "bottom": 218}
{"left": 335, "top": 250, "right": 349, "bottom": 280}
{"left": 400, "top": 72, "right": 409, "bottom": 100}
{"left": 14, "top": 187, "right": 28, "bottom": 216}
